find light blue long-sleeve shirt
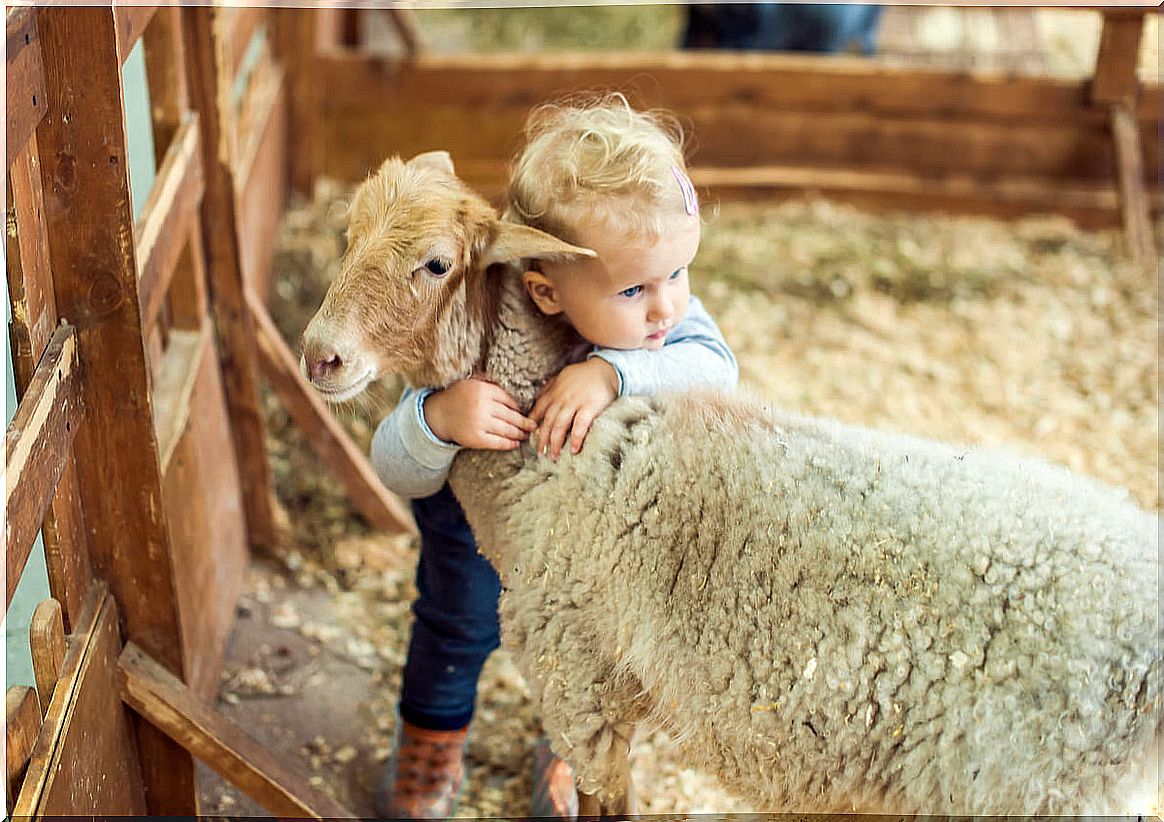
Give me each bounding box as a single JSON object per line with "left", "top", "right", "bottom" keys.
{"left": 370, "top": 296, "right": 738, "bottom": 499}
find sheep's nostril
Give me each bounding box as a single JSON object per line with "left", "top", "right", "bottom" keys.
{"left": 309, "top": 352, "right": 343, "bottom": 380}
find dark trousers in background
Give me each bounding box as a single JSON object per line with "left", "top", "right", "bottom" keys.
{"left": 684, "top": 3, "right": 884, "bottom": 54}
{"left": 399, "top": 483, "right": 501, "bottom": 731}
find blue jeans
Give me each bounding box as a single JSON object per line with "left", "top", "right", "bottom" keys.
{"left": 399, "top": 483, "right": 501, "bottom": 731}
{"left": 684, "top": 4, "right": 884, "bottom": 55}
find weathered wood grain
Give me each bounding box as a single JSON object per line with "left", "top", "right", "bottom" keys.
{"left": 136, "top": 115, "right": 205, "bottom": 330}
{"left": 142, "top": 5, "right": 191, "bottom": 172}
{"left": 183, "top": 5, "right": 279, "bottom": 552}
{"left": 6, "top": 7, "right": 48, "bottom": 170}
{"left": 5, "top": 325, "right": 81, "bottom": 609}
{"left": 15, "top": 585, "right": 148, "bottom": 816}
{"left": 160, "top": 340, "right": 249, "bottom": 700}
{"left": 29, "top": 598, "right": 66, "bottom": 716}
{"left": 34, "top": 8, "right": 196, "bottom": 811}
{"left": 119, "top": 643, "right": 357, "bottom": 818}
{"left": 6, "top": 686, "right": 41, "bottom": 806}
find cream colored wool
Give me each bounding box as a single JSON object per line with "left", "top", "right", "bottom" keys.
{"left": 305, "top": 155, "right": 1160, "bottom": 813}
{"left": 450, "top": 273, "right": 1160, "bottom": 815}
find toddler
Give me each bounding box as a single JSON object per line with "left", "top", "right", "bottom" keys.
{"left": 370, "top": 93, "right": 738, "bottom": 818}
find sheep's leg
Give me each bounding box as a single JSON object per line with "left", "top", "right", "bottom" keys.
{"left": 578, "top": 769, "right": 638, "bottom": 815}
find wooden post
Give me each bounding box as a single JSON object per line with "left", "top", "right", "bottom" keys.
{"left": 32, "top": 7, "right": 196, "bottom": 813}
{"left": 1091, "top": 10, "right": 1156, "bottom": 273}
{"left": 271, "top": 8, "right": 320, "bottom": 194}
{"left": 183, "top": 6, "right": 280, "bottom": 552}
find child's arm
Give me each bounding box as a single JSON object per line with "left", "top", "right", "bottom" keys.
{"left": 589, "top": 296, "right": 738, "bottom": 396}
{"left": 371, "top": 380, "right": 535, "bottom": 499}
{"left": 531, "top": 297, "right": 737, "bottom": 459}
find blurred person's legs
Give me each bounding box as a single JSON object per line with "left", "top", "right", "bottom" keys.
{"left": 684, "top": 4, "right": 883, "bottom": 54}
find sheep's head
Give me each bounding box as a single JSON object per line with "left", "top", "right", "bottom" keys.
{"left": 300, "top": 151, "right": 592, "bottom": 400}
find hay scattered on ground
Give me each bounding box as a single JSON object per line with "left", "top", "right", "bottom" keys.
{"left": 208, "top": 181, "right": 1158, "bottom": 816}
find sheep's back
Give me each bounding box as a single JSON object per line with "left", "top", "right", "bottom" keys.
{"left": 454, "top": 390, "right": 1160, "bottom": 814}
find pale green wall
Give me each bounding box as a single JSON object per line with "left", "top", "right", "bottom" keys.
{"left": 5, "top": 39, "right": 156, "bottom": 692}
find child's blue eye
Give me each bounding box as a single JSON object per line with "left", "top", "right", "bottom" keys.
{"left": 619, "top": 285, "right": 642, "bottom": 298}
{"left": 669, "top": 268, "right": 684, "bottom": 280}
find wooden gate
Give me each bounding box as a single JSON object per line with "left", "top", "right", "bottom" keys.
{"left": 4, "top": 6, "right": 380, "bottom": 815}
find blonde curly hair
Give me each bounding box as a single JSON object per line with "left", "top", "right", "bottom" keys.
{"left": 504, "top": 92, "right": 694, "bottom": 244}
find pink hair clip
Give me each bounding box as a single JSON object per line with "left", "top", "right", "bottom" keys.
{"left": 672, "top": 166, "right": 699, "bottom": 216}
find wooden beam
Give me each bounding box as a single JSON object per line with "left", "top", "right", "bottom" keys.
{"left": 118, "top": 642, "right": 357, "bottom": 819}
{"left": 30, "top": 599, "right": 67, "bottom": 716}
{"left": 141, "top": 5, "right": 190, "bottom": 162}
{"left": 247, "top": 290, "right": 416, "bottom": 535}
{"left": 222, "top": 5, "right": 266, "bottom": 83}
{"left": 7, "top": 135, "right": 93, "bottom": 633}
{"left": 114, "top": 5, "right": 156, "bottom": 65}
{"left": 235, "top": 60, "right": 287, "bottom": 303}
{"left": 316, "top": 50, "right": 1155, "bottom": 125}
{"left": 152, "top": 327, "right": 211, "bottom": 474}
{"left": 15, "top": 585, "right": 149, "bottom": 816}
{"left": 6, "top": 686, "right": 41, "bottom": 807}
{"left": 270, "top": 8, "right": 320, "bottom": 192}
{"left": 34, "top": 8, "right": 196, "bottom": 812}
{"left": 184, "top": 5, "right": 279, "bottom": 551}
{"left": 1111, "top": 103, "right": 1157, "bottom": 274}
{"left": 1091, "top": 11, "right": 1145, "bottom": 107}
{"left": 386, "top": 8, "right": 422, "bottom": 57}
{"left": 5, "top": 325, "right": 81, "bottom": 610}
{"left": 136, "top": 115, "right": 205, "bottom": 330}
{"left": 6, "top": 7, "right": 48, "bottom": 169}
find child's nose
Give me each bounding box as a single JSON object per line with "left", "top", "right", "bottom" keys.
{"left": 647, "top": 295, "right": 672, "bottom": 323}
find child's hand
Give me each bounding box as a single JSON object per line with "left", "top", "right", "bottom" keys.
{"left": 423, "top": 377, "right": 536, "bottom": 451}
{"left": 531, "top": 359, "right": 619, "bottom": 460}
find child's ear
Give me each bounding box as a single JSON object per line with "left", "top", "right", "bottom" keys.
{"left": 522, "top": 270, "right": 562, "bottom": 316}
{"left": 482, "top": 223, "right": 595, "bottom": 269}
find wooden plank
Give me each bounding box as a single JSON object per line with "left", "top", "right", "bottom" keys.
{"left": 119, "top": 643, "right": 356, "bottom": 818}
{"left": 184, "top": 5, "right": 279, "bottom": 551}
{"left": 5, "top": 325, "right": 81, "bottom": 610}
{"left": 1091, "top": 11, "right": 1145, "bottom": 106}
{"left": 6, "top": 686, "right": 41, "bottom": 807}
{"left": 222, "top": 5, "right": 266, "bottom": 82}
{"left": 386, "top": 8, "right": 422, "bottom": 57}
{"left": 34, "top": 8, "right": 196, "bottom": 812}
{"left": 6, "top": 7, "right": 48, "bottom": 170}
{"left": 29, "top": 599, "right": 67, "bottom": 716}
{"left": 235, "top": 64, "right": 287, "bottom": 302}
{"left": 161, "top": 343, "right": 249, "bottom": 700}
{"left": 152, "top": 327, "right": 210, "bottom": 474}
{"left": 248, "top": 290, "right": 416, "bottom": 535}
{"left": 314, "top": 50, "right": 1158, "bottom": 125}
{"left": 1111, "top": 103, "right": 1157, "bottom": 274}
{"left": 270, "top": 8, "right": 320, "bottom": 192}
{"left": 318, "top": 96, "right": 1126, "bottom": 185}
{"left": 7, "top": 140, "right": 93, "bottom": 630}
{"left": 142, "top": 5, "right": 190, "bottom": 162}
{"left": 136, "top": 115, "right": 205, "bottom": 330}
{"left": 114, "top": 5, "right": 156, "bottom": 65}
{"left": 15, "top": 585, "right": 149, "bottom": 816}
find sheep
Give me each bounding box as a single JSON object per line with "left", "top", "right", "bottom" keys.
{"left": 300, "top": 151, "right": 1161, "bottom": 815}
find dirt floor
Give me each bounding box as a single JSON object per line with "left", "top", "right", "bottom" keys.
{"left": 196, "top": 172, "right": 1159, "bottom": 815}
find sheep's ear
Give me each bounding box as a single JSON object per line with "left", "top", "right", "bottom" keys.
{"left": 408, "top": 150, "right": 455, "bottom": 175}
{"left": 482, "top": 223, "right": 596, "bottom": 268}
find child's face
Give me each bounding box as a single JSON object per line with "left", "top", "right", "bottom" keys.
{"left": 524, "top": 213, "right": 699, "bottom": 351}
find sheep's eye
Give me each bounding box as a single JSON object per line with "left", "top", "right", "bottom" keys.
{"left": 425, "top": 258, "right": 452, "bottom": 277}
